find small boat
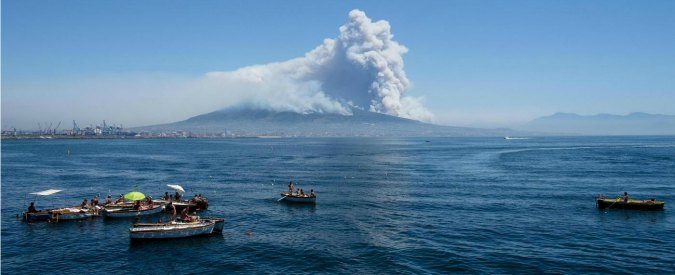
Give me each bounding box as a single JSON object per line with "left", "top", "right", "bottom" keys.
{"left": 129, "top": 220, "right": 215, "bottom": 240}
{"left": 155, "top": 199, "right": 208, "bottom": 212}
{"left": 23, "top": 211, "right": 51, "bottom": 222}
{"left": 48, "top": 206, "right": 99, "bottom": 221}
{"left": 597, "top": 198, "right": 665, "bottom": 210}
{"left": 22, "top": 189, "right": 62, "bottom": 222}
{"left": 504, "top": 136, "right": 528, "bottom": 140}
{"left": 101, "top": 204, "right": 165, "bottom": 218}
{"left": 279, "top": 192, "right": 316, "bottom": 204}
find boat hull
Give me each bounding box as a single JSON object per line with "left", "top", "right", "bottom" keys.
{"left": 23, "top": 212, "right": 51, "bottom": 222}
{"left": 279, "top": 193, "right": 316, "bottom": 204}
{"left": 23, "top": 207, "right": 98, "bottom": 222}
{"left": 155, "top": 199, "right": 208, "bottom": 212}
{"left": 203, "top": 218, "right": 224, "bottom": 233}
{"left": 597, "top": 199, "right": 664, "bottom": 210}
{"left": 129, "top": 221, "right": 215, "bottom": 239}
{"left": 102, "top": 205, "right": 165, "bottom": 218}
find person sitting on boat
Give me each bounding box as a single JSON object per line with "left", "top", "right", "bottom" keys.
{"left": 133, "top": 200, "right": 141, "bottom": 210}
{"left": 288, "top": 180, "right": 294, "bottom": 194}
{"left": 621, "top": 192, "right": 630, "bottom": 203}
{"left": 115, "top": 194, "right": 125, "bottom": 204}
{"left": 310, "top": 189, "right": 316, "bottom": 198}
{"left": 300, "top": 189, "right": 305, "bottom": 197}
{"left": 27, "top": 202, "right": 38, "bottom": 213}
{"left": 145, "top": 196, "right": 153, "bottom": 206}
{"left": 163, "top": 192, "right": 170, "bottom": 201}
{"left": 174, "top": 191, "right": 182, "bottom": 201}
{"left": 81, "top": 199, "right": 89, "bottom": 209}
{"left": 91, "top": 196, "right": 99, "bottom": 207}
{"left": 104, "top": 195, "right": 112, "bottom": 205}
{"left": 180, "top": 208, "right": 196, "bottom": 222}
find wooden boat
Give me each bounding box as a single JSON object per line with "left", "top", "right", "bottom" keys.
{"left": 48, "top": 206, "right": 99, "bottom": 221}
{"left": 279, "top": 192, "right": 316, "bottom": 204}
{"left": 129, "top": 220, "right": 215, "bottom": 240}
{"left": 101, "top": 204, "right": 165, "bottom": 218}
{"left": 22, "top": 189, "right": 62, "bottom": 222}
{"left": 155, "top": 199, "right": 208, "bottom": 212}
{"left": 597, "top": 198, "right": 665, "bottom": 210}
{"left": 23, "top": 206, "right": 99, "bottom": 222}
{"left": 23, "top": 211, "right": 51, "bottom": 222}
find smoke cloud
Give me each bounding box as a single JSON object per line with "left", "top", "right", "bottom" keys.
{"left": 2, "top": 9, "right": 433, "bottom": 130}
{"left": 203, "top": 9, "right": 433, "bottom": 121}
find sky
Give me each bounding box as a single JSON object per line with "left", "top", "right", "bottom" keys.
{"left": 2, "top": 0, "right": 674, "bottom": 129}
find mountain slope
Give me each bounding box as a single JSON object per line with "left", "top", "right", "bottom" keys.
{"left": 135, "top": 107, "right": 522, "bottom": 137}
{"left": 521, "top": 112, "right": 675, "bottom": 135}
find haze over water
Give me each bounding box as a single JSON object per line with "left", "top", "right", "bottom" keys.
{"left": 2, "top": 136, "right": 674, "bottom": 273}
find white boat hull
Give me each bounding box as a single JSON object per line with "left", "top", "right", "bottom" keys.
{"left": 49, "top": 207, "right": 99, "bottom": 221}
{"left": 102, "top": 205, "right": 164, "bottom": 218}
{"left": 130, "top": 221, "right": 215, "bottom": 239}
{"left": 54, "top": 212, "right": 97, "bottom": 220}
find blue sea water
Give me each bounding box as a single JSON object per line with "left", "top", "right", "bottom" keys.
{"left": 2, "top": 136, "right": 674, "bottom": 273}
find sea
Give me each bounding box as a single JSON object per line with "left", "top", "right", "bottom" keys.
{"left": 2, "top": 136, "right": 674, "bottom": 273}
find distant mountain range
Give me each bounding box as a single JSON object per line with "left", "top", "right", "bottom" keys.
{"left": 135, "top": 106, "right": 522, "bottom": 137}
{"left": 520, "top": 112, "right": 675, "bottom": 135}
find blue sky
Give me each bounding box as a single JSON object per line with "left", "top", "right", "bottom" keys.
{"left": 3, "top": 0, "right": 674, "bottom": 128}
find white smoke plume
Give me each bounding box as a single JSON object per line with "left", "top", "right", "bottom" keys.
{"left": 203, "top": 9, "right": 433, "bottom": 121}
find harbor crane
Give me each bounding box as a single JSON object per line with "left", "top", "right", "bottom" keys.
{"left": 53, "top": 121, "right": 61, "bottom": 135}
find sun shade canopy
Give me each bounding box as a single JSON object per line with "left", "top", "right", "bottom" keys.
{"left": 167, "top": 184, "right": 185, "bottom": 193}
{"left": 30, "top": 189, "right": 62, "bottom": 196}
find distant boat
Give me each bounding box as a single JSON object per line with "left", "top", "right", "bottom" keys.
{"left": 596, "top": 198, "right": 664, "bottom": 210}
{"left": 504, "top": 136, "right": 529, "bottom": 140}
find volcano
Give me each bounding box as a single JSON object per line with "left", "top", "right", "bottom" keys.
{"left": 134, "top": 107, "right": 522, "bottom": 137}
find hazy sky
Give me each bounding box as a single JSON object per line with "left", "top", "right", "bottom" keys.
{"left": 3, "top": 0, "right": 674, "bottom": 129}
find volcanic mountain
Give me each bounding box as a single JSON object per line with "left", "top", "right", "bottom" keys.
{"left": 135, "top": 107, "right": 522, "bottom": 137}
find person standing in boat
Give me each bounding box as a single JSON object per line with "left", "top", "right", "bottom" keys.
{"left": 167, "top": 201, "right": 177, "bottom": 221}
{"left": 27, "top": 202, "right": 38, "bottom": 213}
{"left": 91, "top": 196, "right": 99, "bottom": 207}
{"left": 174, "top": 191, "right": 182, "bottom": 202}
{"left": 288, "top": 180, "right": 294, "bottom": 194}
{"left": 162, "top": 192, "right": 170, "bottom": 201}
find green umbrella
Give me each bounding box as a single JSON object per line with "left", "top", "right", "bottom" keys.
{"left": 124, "top": 191, "right": 145, "bottom": 201}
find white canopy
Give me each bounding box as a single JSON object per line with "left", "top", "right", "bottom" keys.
{"left": 167, "top": 184, "right": 185, "bottom": 193}
{"left": 30, "top": 189, "right": 62, "bottom": 196}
